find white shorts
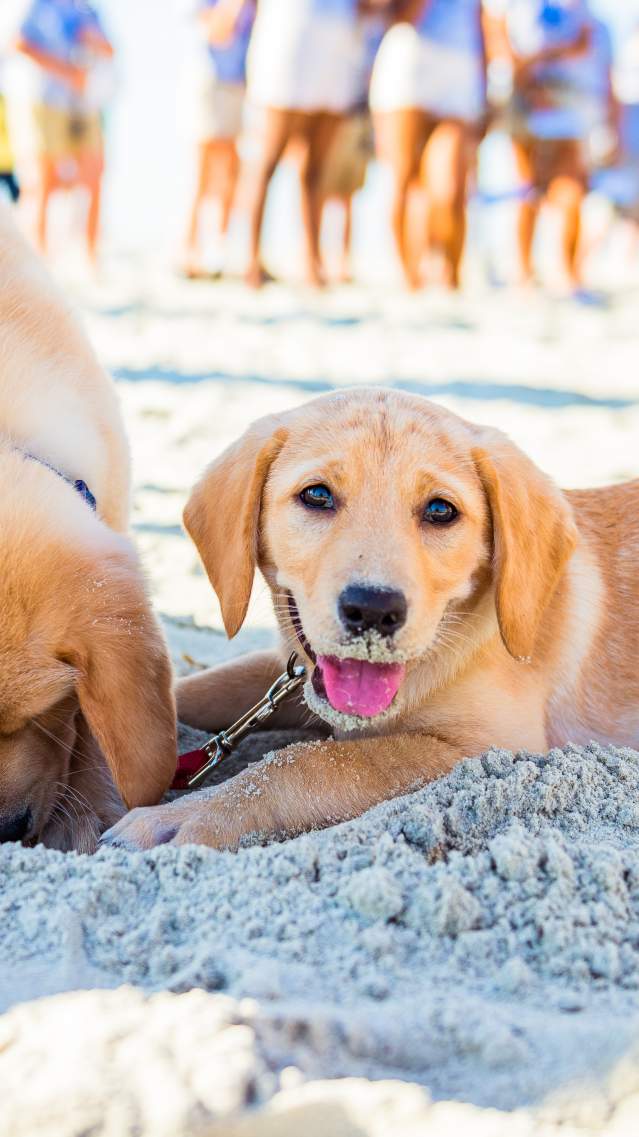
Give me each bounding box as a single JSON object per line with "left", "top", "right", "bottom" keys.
{"left": 191, "top": 76, "right": 245, "bottom": 142}
{"left": 370, "top": 23, "right": 484, "bottom": 123}
{"left": 247, "top": 0, "right": 366, "bottom": 114}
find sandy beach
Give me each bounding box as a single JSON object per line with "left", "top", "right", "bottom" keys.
{"left": 4, "top": 732, "right": 639, "bottom": 1135}
{"left": 2, "top": 263, "right": 639, "bottom": 1134}
{"left": 3, "top": 0, "right": 639, "bottom": 1125}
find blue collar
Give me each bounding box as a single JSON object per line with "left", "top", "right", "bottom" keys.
{"left": 21, "top": 451, "right": 97, "bottom": 512}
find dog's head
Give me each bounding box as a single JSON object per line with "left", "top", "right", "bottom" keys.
{"left": 185, "top": 390, "right": 577, "bottom": 731}
{"left": 0, "top": 483, "right": 176, "bottom": 849}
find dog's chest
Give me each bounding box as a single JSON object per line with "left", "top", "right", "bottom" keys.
{"left": 547, "top": 694, "right": 639, "bottom": 751}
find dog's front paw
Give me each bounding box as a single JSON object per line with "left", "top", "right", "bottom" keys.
{"left": 100, "top": 800, "right": 232, "bottom": 851}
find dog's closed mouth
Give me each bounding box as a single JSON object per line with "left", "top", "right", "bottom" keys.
{"left": 313, "top": 655, "right": 405, "bottom": 718}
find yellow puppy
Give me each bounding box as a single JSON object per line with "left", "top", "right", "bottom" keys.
{"left": 0, "top": 205, "right": 176, "bottom": 851}
{"left": 105, "top": 387, "right": 638, "bottom": 851}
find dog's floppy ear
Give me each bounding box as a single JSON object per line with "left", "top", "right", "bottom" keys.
{"left": 472, "top": 440, "right": 578, "bottom": 661}
{"left": 69, "top": 549, "right": 177, "bottom": 809}
{"left": 184, "top": 416, "right": 288, "bottom": 637}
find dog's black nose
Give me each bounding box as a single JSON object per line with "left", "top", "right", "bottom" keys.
{"left": 338, "top": 585, "right": 407, "bottom": 637}
{"left": 0, "top": 808, "right": 32, "bottom": 843}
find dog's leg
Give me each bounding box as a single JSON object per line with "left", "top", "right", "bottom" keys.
{"left": 177, "top": 648, "right": 312, "bottom": 731}
{"left": 101, "top": 732, "right": 465, "bottom": 851}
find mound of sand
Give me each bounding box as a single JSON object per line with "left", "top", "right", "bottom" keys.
{"left": 2, "top": 733, "right": 639, "bottom": 1134}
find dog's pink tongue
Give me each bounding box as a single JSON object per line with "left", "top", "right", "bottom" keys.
{"left": 317, "top": 656, "right": 405, "bottom": 717}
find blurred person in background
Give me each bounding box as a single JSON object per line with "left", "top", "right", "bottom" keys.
{"left": 243, "top": 0, "right": 369, "bottom": 288}
{"left": 317, "top": 1, "right": 392, "bottom": 282}
{"left": 577, "top": 11, "right": 616, "bottom": 171}
{"left": 505, "top": 0, "right": 593, "bottom": 294}
{"left": 317, "top": 111, "right": 372, "bottom": 282}
{"left": 17, "top": 0, "right": 113, "bottom": 264}
{"left": 182, "top": 0, "right": 254, "bottom": 280}
{"left": 0, "top": 57, "right": 19, "bottom": 203}
{"left": 569, "top": 10, "right": 619, "bottom": 283}
{"left": 592, "top": 20, "right": 639, "bottom": 264}
{"left": 370, "top": 0, "right": 488, "bottom": 291}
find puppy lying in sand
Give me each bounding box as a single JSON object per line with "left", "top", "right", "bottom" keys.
{"left": 105, "top": 387, "right": 639, "bottom": 851}
{"left": 0, "top": 206, "right": 176, "bottom": 851}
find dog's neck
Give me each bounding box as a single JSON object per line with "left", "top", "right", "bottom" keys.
{"left": 11, "top": 445, "right": 97, "bottom": 512}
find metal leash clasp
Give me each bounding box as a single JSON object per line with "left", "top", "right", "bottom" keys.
{"left": 187, "top": 652, "right": 307, "bottom": 788}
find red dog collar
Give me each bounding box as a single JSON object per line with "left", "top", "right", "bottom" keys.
{"left": 172, "top": 744, "right": 221, "bottom": 790}
{"left": 171, "top": 652, "right": 307, "bottom": 791}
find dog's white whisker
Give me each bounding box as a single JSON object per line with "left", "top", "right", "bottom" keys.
{"left": 47, "top": 799, "right": 76, "bottom": 845}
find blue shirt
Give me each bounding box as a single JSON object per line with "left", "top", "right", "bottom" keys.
{"left": 507, "top": 0, "right": 588, "bottom": 66}
{"left": 508, "top": 0, "right": 593, "bottom": 138}
{"left": 416, "top": 0, "right": 483, "bottom": 57}
{"left": 20, "top": 0, "right": 106, "bottom": 108}
{"left": 311, "top": 0, "right": 359, "bottom": 15}
{"left": 564, "top": 17, "right": 611, "bottom": 102}
{"left": 202, "top": 0, "right": 254, "bottom": 84}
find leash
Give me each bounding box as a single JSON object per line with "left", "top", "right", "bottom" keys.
{"left": 287, "top": 594, "right": 316, "bottom": 662}
{"left": 172, "top": 652, "right": 307, "bottom": 790}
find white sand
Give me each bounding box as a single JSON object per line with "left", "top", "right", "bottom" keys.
{"left": 2, "top": 265, "right": 639, "bottom": 1133}
{"left": 3, "top": 737, "right": 639, "bottom": 1134}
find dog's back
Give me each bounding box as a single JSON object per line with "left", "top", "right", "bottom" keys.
{"left": 0, "top": 206, "right": 176, "bottom": 851}
{"left": 0, "top": 204, "right": 129, "bottom": 531}
{"left": 551, "top": 482, "right": 639, "bottom": 748}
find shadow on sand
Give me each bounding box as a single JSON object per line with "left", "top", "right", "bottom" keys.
{"left": 113, "top": 366, "right": 635, "bottom": 411}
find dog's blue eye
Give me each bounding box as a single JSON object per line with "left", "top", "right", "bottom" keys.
{"left": 424, "top": 498, "right": 458, "bottom": 524}
{"left": 300, "top": 484, "right": 335, "bottom": 511}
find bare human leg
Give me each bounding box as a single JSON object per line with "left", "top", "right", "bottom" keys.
{"left": 35, "top": 155, "right": 56, "bottom": 257}
{"left": 512, "top": 137, "right": 539, "bottom": 285}
{"left": 552, "top": 178, "right": 584, "bottom": 289}
{"left": 298, "top": 112, "right": 341, "bottom": 287}
{"left": 547, "top": 143, "right": 586, "bottom": 291}
{"left": 405, "top": 180, "right": 429, "bottom": 288}
{"left": 218, "top": 140, "right": 240, "bottom": 237}
{"left": 423, "top": 120, "right": 472, "bottom": 289}
{"left": 184, "top": 140, "right": 240, "bottom": 276}
{"left": 339, "top": 193, "right": 353, "bottom": 282}
{"left": 83, "top": 154, "right": 104, "bottom": 267}
{"left": 245, "top": 107, "right": 295, "bottom": 288}
{"left": 375, "top": 108, "right": 429, "bottom": 289}
{"left": 184, "top": 140, "right": 212, "bottom": 276}
{"left": 318, "top": 192, "right": 354, "bottom": 283}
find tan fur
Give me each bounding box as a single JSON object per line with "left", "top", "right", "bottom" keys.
{"left": 0, "top": 205, "right": 176, "bottom": 851}
{"left": 184, "top": 419, "right": 288, "bottom": 637}
{"left": 106, "top": 388, "right": 639, "bottom": 852}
